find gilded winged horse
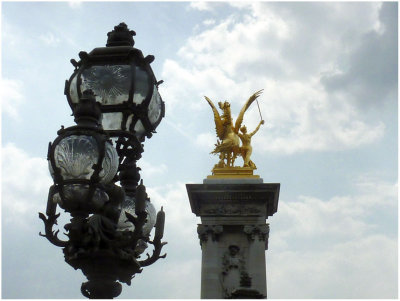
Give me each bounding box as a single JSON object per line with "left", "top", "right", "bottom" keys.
{"left": 204, "top": 90, "right": 263, "bottom": 168}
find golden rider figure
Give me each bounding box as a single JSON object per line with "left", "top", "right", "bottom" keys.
{"left": 238, "top": 120, "right": 264, "bottom": 168}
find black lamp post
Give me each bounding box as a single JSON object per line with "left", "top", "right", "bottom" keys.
{"left": 39, "top": 23, "right": 166, "bottom": 299}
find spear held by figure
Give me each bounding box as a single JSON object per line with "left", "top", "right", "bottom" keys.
{"left": 237, "top": 100, "right": 264, "bottom": 169}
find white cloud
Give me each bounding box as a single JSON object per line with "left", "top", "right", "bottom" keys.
{"left": 189, "top": 1, "right": 214, "bottom": 11}
{"left": 2, "top": 143, "right": 52, "bottom": 229}
{"left": 272, "top": 178, "right": 397, "bottom": 245}
{"left": 146, "top": 182, "right": 200, "bottom": 237}
{"left": 267, "top": 177, "right": 397, "bottom": 298}
{"left": 251, "top": 79, "right": 385, "bottom": 154}
{"left": 39, "top": 32, "right": 61, "bottom": 46}
{"left": 195, "top": 132, "right": 215, "bottom": 151}
{"left": 320, "top": 2, "right": 397, "bottom": 109}
{"left": 161, "top": 2, "right": 391, "bottom": 154}
{"left": 68, "top": 1, "right": 82, "bottom": 9}
{"left": 1, "top": 78, "right": 25, "bottom": 119}
{"left": 138, "top": 159, "right": 168, "bottom": 178}
{"left": 2, "top": 19, "right": 23, "bottom": 49}
{"left": 354, "top": 175, "right": 398, "bottom": 204}
{"left": 203, "top": 19, "right": 216, "bottom": 26}
{"left": 268, "top": 234, "right": 397, "bottom": 298}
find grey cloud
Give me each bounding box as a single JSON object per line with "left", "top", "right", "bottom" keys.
{"left": 263, "top": 3, "right": 381, "bottom": 77}
{"left": 227, "top": 2, "right": 389, "bottom": 83}
{"left": 163, "top": 2, "right": 392, "bottom": 153}
{"left": 321, "top": 2, "right": 398, "bottom": 108}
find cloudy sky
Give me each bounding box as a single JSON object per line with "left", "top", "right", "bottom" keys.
{"left": 1, "top": 1, "right": 397, "bottom": 299}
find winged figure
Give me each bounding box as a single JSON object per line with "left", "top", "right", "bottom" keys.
{"left": 204, "top": 90, "right": 263, "bottom": 168}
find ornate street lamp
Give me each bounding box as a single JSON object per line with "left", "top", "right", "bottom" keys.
{"left": 65, "top": 22, "right": 165, "bottom": 196}
{"left": 39, "top": 23, "right": 166, "bottom": 299}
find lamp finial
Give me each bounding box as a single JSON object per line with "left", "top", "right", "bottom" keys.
{"left": 106, "top": 22, "right": 136, "bottom": 47}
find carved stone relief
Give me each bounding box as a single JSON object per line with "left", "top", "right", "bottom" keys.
{"left": 197, "top": 224, "right": 223, "bottom": 244}
{"left": 201, "top": 204, "right": 261, "bottom": 216}
{"left": 243, "top": 224, "right": 270, "bottom": 247}
{"left": 220, "top": 245, "right": 251, "bottom": 298}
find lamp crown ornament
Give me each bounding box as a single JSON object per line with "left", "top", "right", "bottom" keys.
{"left": 40, "top": 23, "right": 167, "bottom": 299}
{"left": 106, "top": 22, "right": 136, "bottom": 47}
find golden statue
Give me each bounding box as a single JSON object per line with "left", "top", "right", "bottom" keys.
{"left": 204, "top": 90, "right": 264, "bottom": 178}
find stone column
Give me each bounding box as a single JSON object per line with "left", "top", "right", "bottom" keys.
{"left": 186, "top": 178, "right": 280, "bottom": 299}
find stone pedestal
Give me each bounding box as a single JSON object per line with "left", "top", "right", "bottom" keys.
{"left": 186, "top": 178, "right": 280, "bottom": 299}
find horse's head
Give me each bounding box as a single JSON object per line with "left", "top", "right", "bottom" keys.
{"left": 218, "top": 101, "right": 231, "bottom": 115}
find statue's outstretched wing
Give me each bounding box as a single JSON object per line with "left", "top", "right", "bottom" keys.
{"left": 234, "top": 89, "right": 263, "bottom": 133}
{"left": 204, "top": 96, "right": 225, "bottom": 140}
